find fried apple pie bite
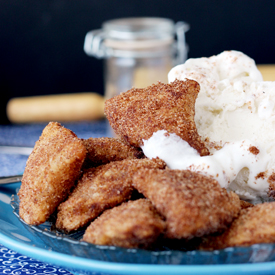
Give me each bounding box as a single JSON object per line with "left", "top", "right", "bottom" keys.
{"left": 133, "top": 168, "right": 241, "bottom": 240}
{"left": 199, "top": 202, "right": 275, "bottom": 250}
{"left": 104, "top": 79, "right": 209, "bottom": 156}
{"left": 56, "top": 158, "right": 166, "bottom": 232}
{"left": 83, "top": 198, "right": 166, "bottom": 249}
{"left": 18, "top": 122, "right": 86, "bottom": 225}
{"left": 240, "top": 200, "right": 254, "bottom": 210}
{"left": 82, "top": 137, "right": 144, "bottom": 168}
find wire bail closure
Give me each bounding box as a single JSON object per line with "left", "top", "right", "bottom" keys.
{"left": 84, "top": 17, "right": 189, "bottom": 65}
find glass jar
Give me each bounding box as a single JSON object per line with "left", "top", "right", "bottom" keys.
{"left": 84, "top": 17, "right": 189, "bottom": 99}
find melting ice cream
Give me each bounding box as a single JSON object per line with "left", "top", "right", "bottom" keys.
{"left": 142, "top": 131, "right": 270, "bottom": 203}
{"left": 143, "top": 51, "right": 275, "bottom": 203}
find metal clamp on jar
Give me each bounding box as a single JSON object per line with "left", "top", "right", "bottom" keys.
{"left": 84, "top": 17, "right": 189, "bottom": 99}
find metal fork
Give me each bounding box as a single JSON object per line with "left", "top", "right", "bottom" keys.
{"left": 0, "top": 175, "right": 23, "bottom": 185}
{"left": 0, "top": 146, "right": 33, "bottom": 155}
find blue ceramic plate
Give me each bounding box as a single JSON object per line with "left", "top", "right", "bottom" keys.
{"left": 2, "top": 183, "right": 275, "bottom": 275}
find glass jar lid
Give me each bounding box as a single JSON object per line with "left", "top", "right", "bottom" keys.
{"left": 84, "top": 17, "right": 189, "bottom": 59}
{"left": 103, "top": 17, "right": 174, "bottom": 50}
{"left": 103, "top": 17, "right": 174, "bottom": 40}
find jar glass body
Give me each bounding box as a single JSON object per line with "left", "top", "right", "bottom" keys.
{"left": 84, "top": 17, "right": 189, "bottom": 99}
{"left": 104, "top": 50, "right": 173, "bottom": 99}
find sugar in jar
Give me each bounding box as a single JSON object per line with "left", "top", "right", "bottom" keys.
{"left": 84, "top": 17, "right": 189, "bottom": 99}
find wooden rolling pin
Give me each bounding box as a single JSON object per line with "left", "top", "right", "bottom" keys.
{"left": 7, "top": 93, "right": 105, "bottom": 123}
{"left": 7, "top": 65, "right": 275, "bottom": 123}
{"left": 257, "top": 65, "right": 275, "bottom": 81}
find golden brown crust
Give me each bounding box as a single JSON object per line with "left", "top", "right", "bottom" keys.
{"left": 240, "top": 200, "right": 254, "bottom": 209}
{"left": 133, "top": 169, "right": 241, "bottom": 240}
{"left": 56, "top": 158, "right": 166, "bottom": 232}
{"left": 199, "top": 202, "right": 275, "bottom": 250}
{"left": 82, "top": 198, "right": 166, "bottom": 249}
{"left": 104, "top": 79, "right": 209, "bottom": 156}
{"left": 18, "top": 122, "right": 86, "bottom": 225}
{"left": 82, "top": 137, "right": 144, "bottom": 168}
{"left": 268, "top": 173, "right": 275, "bottom": 196}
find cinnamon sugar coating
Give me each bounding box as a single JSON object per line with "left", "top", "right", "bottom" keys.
{"left": 104, "top": 79, "right": 209, "bottom": 156}
{"left": 133, "top": 169, "right": 241, "bottom": 240}
{"left": 82, "top": 137, "right": 144, "bottom": 168}
{"left": 56, "top": 158, "right": 166, "bottom": 232}
{"left": 18, "top": 122, "right": 86, "bottom": 225}
{"left": 83, "top": 199, "right": 166, "bottom": 249}
{"left": 240, "top": 200, "right": 254, "bottom": 209}
{"left": 199, "top": 202, "right": 275, "bottom": 250}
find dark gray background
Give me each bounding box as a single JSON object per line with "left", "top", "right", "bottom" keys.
{"left": 1, "top": 0, "right": 275, "bottom": 123}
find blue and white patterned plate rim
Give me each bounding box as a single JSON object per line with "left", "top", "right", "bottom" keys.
{"left": 2, "top": 184, "right": 275, "bottom": 274}
{"left": 1, "top": 219, "right": 275, "bottom": 275}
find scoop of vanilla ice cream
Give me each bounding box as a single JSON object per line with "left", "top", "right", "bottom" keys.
{"left": 164, "top": 50, "right": 275, "bottom": 202}
{"left": 168, "top": 51, "right": 266, "bottom": 148}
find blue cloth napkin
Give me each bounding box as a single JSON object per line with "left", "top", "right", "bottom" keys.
{"left": 0, "top": 244, "right": 74, "bottom": 275}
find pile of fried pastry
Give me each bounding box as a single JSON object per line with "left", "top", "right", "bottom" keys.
{"left": 18, "top": 79, "right": 275, "bottom": 251}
